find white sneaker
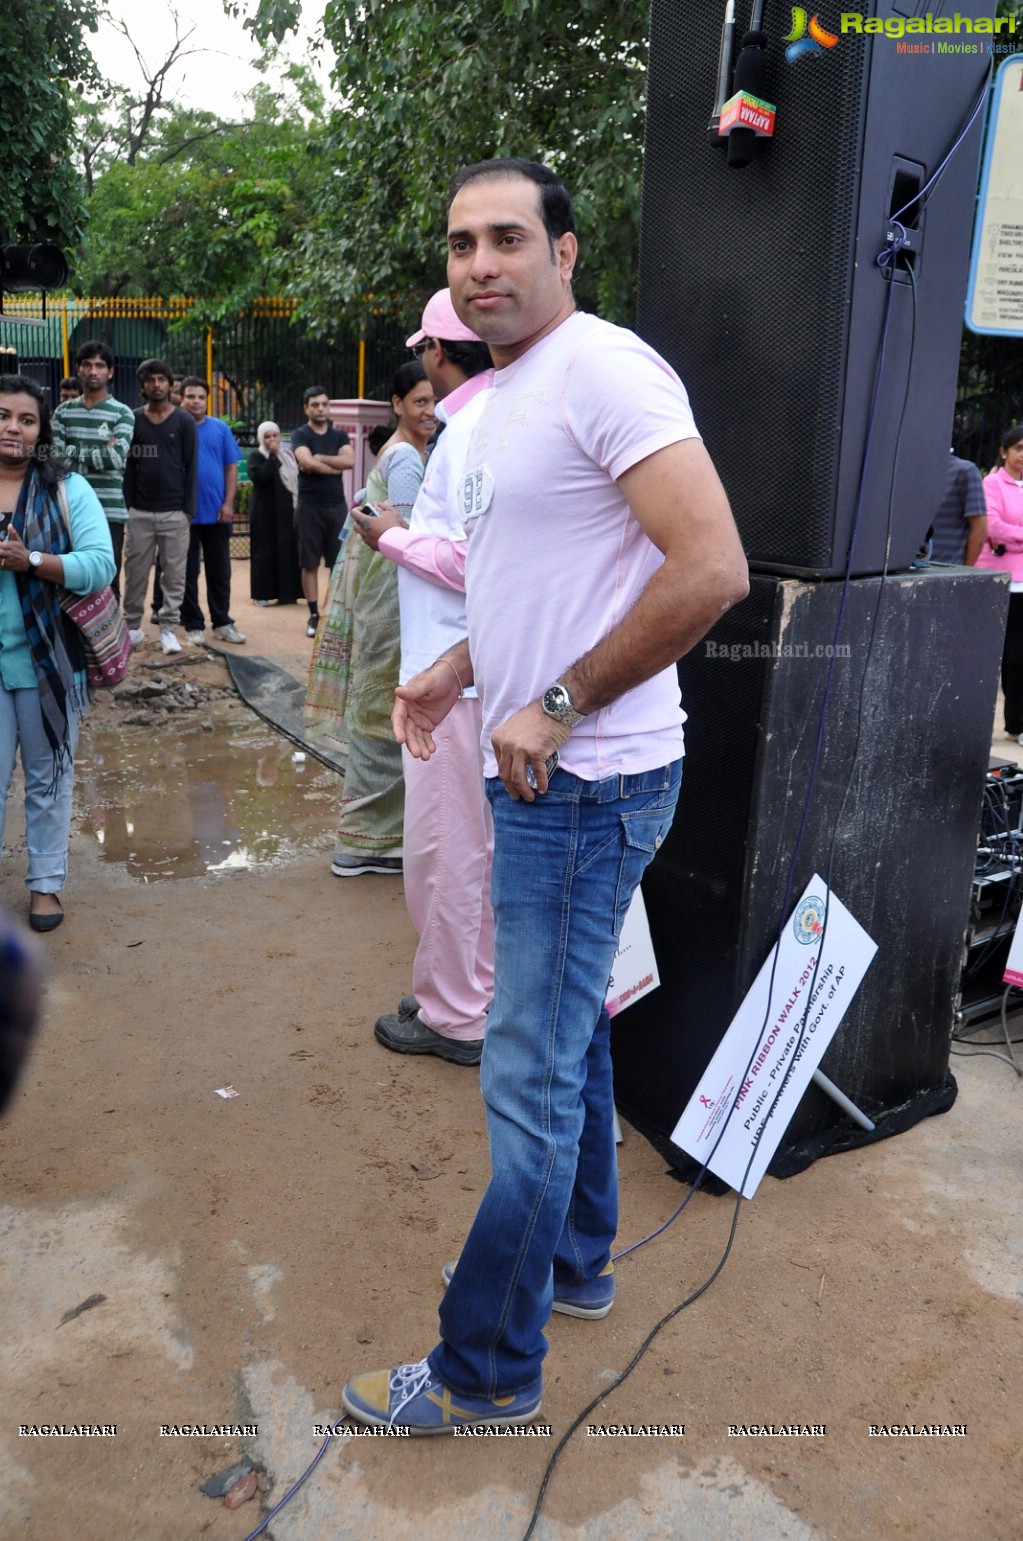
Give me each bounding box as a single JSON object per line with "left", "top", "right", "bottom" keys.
{"left": 160, "top": 629, "right": 182, "bottom": 654}
{"left": 127, "top": 628, "right": 145, "bottom": 645}
{"left": 211, "top": 623, "right": 246, "bottom": 644}
{"left": 185, "top": 630, "right": 206, "bottom": 644}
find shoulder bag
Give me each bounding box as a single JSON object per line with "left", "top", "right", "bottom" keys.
{"left": 55, "top": 481, "right": 133, "bottom": 688}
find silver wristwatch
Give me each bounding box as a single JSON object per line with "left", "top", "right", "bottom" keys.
{"left": 540, "top": 681, "right": 584, "bottom": 728}
{"left": 28, "top": 550, "right": 43, "bottom": 569}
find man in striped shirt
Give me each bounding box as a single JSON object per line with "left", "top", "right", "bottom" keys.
{"left": 52, "top": 341, "right": 135, "bottom": 600}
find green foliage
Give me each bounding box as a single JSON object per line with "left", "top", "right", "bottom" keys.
{"left": 240, "top": 0, "right": 649, "bottom": 328}
{"left": 229, "top": 0, "right": 303, "bottom": 46}
{"left": 0, "top": 0, "right": 100, "bottom": 248}
{"left": 233, "top": 480, "right": 253, "bottom": 519}
{"left": 76, "top": 65, "right": 330, "bottom": 319}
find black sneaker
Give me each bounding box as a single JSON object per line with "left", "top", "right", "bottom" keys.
{"left": 306, "top": 615, "right": 319, "bottom": 638}
{"left": 374, "top": 1011, "right": 483, "bottom": 1066}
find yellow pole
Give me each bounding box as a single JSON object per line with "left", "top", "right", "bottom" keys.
{"left": 61, "top": 302, "right": 70, "bottom": 378}
{"left": 205, "top": 325, "right": 214, "bottom": 406}
{"left": 358, "top": 338, "right": 366, "bottom": 399}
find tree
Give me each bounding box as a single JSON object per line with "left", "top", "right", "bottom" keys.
{"left": 76, "top": 64, "right": 330, "bottom": 317}
{"left": 78, "top": 11, "right": 233, "bottom": 194}
{"left": 0, "top": 0, "right": 100, "bottom": 249}
{"left": 237, "top": 0, "right": 648, "bottom": 328}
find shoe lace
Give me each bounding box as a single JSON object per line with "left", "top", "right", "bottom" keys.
{"left": 387, "top": 1358, "right": 433, "bottom": 1424}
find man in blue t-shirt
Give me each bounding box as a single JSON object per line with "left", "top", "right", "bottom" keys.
{"left": 178, "top": 377, "right": 245, "bottom": 644}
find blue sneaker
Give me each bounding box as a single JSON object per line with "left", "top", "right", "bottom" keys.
{"left": 341, "top": 1357, "right": 542, "bottom": 1434}
{"left": 441, "top": 1259, "right": 615, "bottom": 1320}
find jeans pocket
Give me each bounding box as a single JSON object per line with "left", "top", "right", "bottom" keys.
{"left": 613, "top": 797, "right": 677, "bottom": 933}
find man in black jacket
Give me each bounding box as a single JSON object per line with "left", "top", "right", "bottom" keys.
{"left": 122, "top": 358, "right": 198, "bottom": 655}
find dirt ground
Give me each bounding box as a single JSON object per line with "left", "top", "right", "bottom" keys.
{"left": 1, "top": 572, "right": 1022, "bottom": 1541}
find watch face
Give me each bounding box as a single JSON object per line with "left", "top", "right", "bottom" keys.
{"left": 28, "top": 551, "right": 43, "bottom": 568}
{"left": 542, "top": 685, "right": 579, "bottom": 724}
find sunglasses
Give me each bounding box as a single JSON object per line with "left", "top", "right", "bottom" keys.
{"left": 410, "top": 339, "right": 432, "bottom": 359}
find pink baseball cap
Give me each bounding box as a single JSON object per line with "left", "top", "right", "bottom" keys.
{"left": 406, "top": 288, "right": 482, "bottom": 347}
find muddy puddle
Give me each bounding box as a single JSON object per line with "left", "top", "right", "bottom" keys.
{"left": 75, "top": 701, "right": 340, "bottom": 881}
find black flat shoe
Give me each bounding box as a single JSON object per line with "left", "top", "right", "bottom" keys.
{"left": 29, "top": 899, "right": 64, "bottom": 933}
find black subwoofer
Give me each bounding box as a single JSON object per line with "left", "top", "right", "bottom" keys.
{"left": 610, "top": 569, "right": 1005, "bottom": 1176}
{"left": 636, "top": 0, "right": 991, "bottom": 577}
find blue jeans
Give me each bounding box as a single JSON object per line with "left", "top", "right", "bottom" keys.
{"left": 0, "top": 680, "right": 82, "bottom": 893}
{"left": 430, "top": 759, "right": 682, "bottom": 1398}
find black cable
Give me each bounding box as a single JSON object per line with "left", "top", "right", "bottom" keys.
{"left": 242, "top": 1418, "right": 348, "bottom": 1540}
{"left": 521, "top": 1191, "right": 745, "bottom": 1541}
{"left": 891, "top": 60, "right": 993, "bottom": 226}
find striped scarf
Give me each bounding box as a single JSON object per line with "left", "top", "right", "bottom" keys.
{"left": 13, "top": 466, "right": 84, "bottom": 780}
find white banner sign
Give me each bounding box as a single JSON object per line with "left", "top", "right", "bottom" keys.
{"left": 966, "top": 56, "right": 1023, "bottom": 336}
{"left": 671, "top": 875, "right": 877, "bottom": 1198}
{"left": 606, "top": 887, "right": 659, "bottom": 1017}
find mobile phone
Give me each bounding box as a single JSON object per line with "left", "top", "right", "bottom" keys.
{"left": 525, "top": 750, "right": 560, "bottom": 789}
{"left": 0, "top": 513, "right": 10, "bottom": 539}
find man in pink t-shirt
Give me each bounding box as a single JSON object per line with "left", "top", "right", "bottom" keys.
{"left": 343, "top": 158, "right": 749, "bottom": 1434}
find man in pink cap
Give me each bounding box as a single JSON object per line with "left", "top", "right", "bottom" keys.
{"left": 353, "top": 290, "right": 494, "bottom": 1065}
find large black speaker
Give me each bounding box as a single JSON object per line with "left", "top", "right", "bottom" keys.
{"left": 636, "top": 0, "right": 991, "bottom": 577}
{"left": 610, "top": 568, "right": 1006, "bottom": 1175}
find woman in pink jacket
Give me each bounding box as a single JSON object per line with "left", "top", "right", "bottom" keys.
{"left": 976, "top": 424, "right": 1023, "bottom": 741}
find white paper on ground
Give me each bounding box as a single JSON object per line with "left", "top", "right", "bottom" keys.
{"left": 671, "top": 875, "right": 877, "bottom": 1198}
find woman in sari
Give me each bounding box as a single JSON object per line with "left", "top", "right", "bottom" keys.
{"left": 306, "top": 361, "right": 436, "bottom": 874}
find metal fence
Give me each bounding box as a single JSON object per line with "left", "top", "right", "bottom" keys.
{"left": 0, "top": 295, "right": 409, "bottom": 443}
{"left": 1, "top": 293, "right": 1020, "bottom": 478}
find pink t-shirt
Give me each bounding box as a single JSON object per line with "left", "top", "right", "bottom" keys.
{"left": 461, "top": 311, "right": 700, "bottom": 780}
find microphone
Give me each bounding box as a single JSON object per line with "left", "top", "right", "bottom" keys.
{"left": 726, "top": 28, "right": 770, "bottom": 169}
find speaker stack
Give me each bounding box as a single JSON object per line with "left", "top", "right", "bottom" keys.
{"left": 614, "top": 1, "right": 1005, "bottom": 1176}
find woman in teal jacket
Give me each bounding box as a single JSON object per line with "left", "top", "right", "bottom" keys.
{"left": 0, "top": 376, "right": 114, "bottom": 931}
